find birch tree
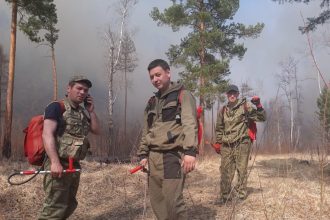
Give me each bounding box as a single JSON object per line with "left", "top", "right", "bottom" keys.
{"left": 277, "top": 57, "right": 302, "bottom": 152}
{"left": 104, "top": 0, "right": 137, "bottom": 157}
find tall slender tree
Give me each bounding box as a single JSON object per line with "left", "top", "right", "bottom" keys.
{"left": 117, "top": 32, "right": 137, "bottom": 137}
{"left": 17, "top": 0, "right": 59, "bottom": 100}
{"left": 2, "top": 0, "right": 58, "bottom": 158}
{"left": 150, "top": 0, "right": 263, "bottom": 153}
{"left": 0, "top": 46, "right": 7, "bottom": 141}
{"left": 104, "top": 0, "right": 137, "bottom": 157}
{"left": 317, "top": 86, "right": 330, "bottom": 143}
{"left": 3, "top": 0, "right": 18, "bottom": 158}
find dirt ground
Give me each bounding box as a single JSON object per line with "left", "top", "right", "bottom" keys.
{"left": 1, "top": 153, "right": 329, "bottom": 220}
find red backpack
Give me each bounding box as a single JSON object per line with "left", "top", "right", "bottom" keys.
{"left": 23, "top": 101, "right": 65, "bottom": 166}
{"left": 178, "top": 90, "right": 203, "bottom": 147}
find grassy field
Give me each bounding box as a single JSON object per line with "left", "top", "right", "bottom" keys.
{"left": 1, "top": 153, "right": 329, "bottom": 220}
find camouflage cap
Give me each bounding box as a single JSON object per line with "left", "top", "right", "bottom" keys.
{"left": 69, "top": 75, "right": 92, "bottom": 88}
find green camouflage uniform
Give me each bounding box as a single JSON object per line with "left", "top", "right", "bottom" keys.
{"left": 39, "top": 97, "right": 90, "bottom": 220}
{"left": 215, "top": 98, "right": 266, "bottom": 200}
{"left": 137, "top": 82, "right": 198, "bottom": 220}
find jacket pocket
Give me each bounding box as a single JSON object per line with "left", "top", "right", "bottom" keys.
{"left": 162, "top": 101, "right": 178, "bottom": 122}
{"left": 58, "top": 137, "right": 89, "bottom": 160}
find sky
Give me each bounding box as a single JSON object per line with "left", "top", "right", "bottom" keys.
{"left": 0, "top": 0, "right": 329, "bottom": 124}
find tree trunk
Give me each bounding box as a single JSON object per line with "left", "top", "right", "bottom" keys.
{"left": 198, "top": 0, "right": 206, "bottom": 155}
{"left": 290, "top": 97, "right": 294, "bottom": 152}
{"left": 51, "top": 45, "right": 58, "bottom": 100}
{"left": 3, "top": 0, "right": 17, "bottom": 159}
{"left": 276, "top": 105, "right": 281, "bottom": 153}
{"left": 0, "top": 46, "right": 3, "bottom": 139}
{"left": 108, "top": 47, "right": 115, "bottom": 158}
{"left": 124, "top": 60, "right": 127, "bottom": 138}
{"left": 108, "top": 77, "right": 114, "bottom": 158}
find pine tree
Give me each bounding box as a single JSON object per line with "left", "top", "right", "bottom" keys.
{"left": 2, "top": 0, "right": 58, "bottom": 158}
{"left": 150, "top": 0, "right": 263, "bottom": 154}
{"left": 151, "top": 0, "right": 263, "bottom": 107}
{"left": 273, "top": 0, "right": 330, "bottom": 32}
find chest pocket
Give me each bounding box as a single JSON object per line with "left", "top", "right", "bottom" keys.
{"left": 162, "top": 100, "right": 178, "bottom": 122}
{"left": 63, "top": 110, "right": 90, "bottom": 136}
{"left": 224, "top": 107, "right": 245, "bottom": 127}
{"left": 162, "top": 91, "right": 180, "bottom": 122}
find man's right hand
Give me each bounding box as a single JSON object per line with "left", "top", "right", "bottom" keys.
{"left": 140, "top": 158, "right": 148, "bottom": 167}
{"left": 50, "top": 161, "right": 63, "bottom": 178}
{"left": 212, "top": 143, "right": 221, "bottom": 154}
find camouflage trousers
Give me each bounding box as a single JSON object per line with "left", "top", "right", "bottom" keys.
{"left": 148, "top": 150, "right": 187, "bottom": 220}
{"left": 38, "top": 159, "right": 81, "bottom": 220}
{"left": 220, "top": 138, "right": 252, "bottom": 200}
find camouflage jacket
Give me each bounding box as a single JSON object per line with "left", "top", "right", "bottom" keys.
{"left": 215, "top": 98, "right": 266, "bottom": 145}
{"left": 56, "top": 97, "right": 91, "bottom": 161}
{"left": 137, "top": 82, "right": 198, "bottom": 158}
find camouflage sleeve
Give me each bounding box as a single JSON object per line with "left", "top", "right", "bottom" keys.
{"left": 215, "top": 108, "right": 224, "bottom": 143}
{"left": 246, "top": 102, "right": 266, "bottom": 122}
{"left": 180, "top": 90, "right": 198, "bottom": 155}
{"left": 137, "top": 106, "right": 150, "bottom": 159}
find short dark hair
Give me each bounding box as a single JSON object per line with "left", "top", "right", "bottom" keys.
{"left": 147, "top": 59, "right": 170, "bottom": 71}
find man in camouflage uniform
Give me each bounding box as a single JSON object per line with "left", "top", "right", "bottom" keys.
{"left": 215, "top": 84, "right": 266, "bottom": 202}
{"left": 39, "top": 75, "right": 100, "bottom": 219}
{"left": 137, "top": 59, "right": 198, "bottom": 220}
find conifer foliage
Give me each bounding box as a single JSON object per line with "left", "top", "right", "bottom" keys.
{"left": 273, "top": 0, "right": 330, "bottom": 32}
{"left": 150, "top": 0, "right": 264, "bottom": 108}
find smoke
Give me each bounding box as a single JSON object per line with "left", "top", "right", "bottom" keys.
{"left": 0, "top": 0, "right": 329, "bottom": 152}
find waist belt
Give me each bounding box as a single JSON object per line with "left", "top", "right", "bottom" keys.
{"left": 149, "top": 146, "right": 182, "bottom": 153}
{"left": 224, "top": 137, "right": 250, "bottom": 147}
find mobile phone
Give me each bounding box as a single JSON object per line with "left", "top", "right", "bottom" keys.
{"left": 84, "top": 94, "right": 90, "bottom": 107}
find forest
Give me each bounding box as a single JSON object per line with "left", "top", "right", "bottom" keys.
{"left": 0, "top": 0, "right": 329, "bottom": 219}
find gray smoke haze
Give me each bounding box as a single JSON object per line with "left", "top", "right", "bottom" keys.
{"left": 0, "top": 0, "right": 329, "bottom": 136}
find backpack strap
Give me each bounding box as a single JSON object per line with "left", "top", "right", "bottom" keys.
{"left": 221, "top": 106, "right": 226, "bottom": 124}
{"left": 178, "top": 88, "right": 184, "bottom": 105}
{"left": 58, "top": 100, "right": 66, "bottom": 114}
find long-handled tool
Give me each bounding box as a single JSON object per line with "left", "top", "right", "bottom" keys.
{"left": 129, "top": 165, "right": 148, "bottom": 174}
{"left": 8, "top": 157, "right": 80, "bottom": 185}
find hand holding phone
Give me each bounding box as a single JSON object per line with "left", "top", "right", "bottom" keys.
{"left": 84, "top": 94, "right": 91, "bottom": 108}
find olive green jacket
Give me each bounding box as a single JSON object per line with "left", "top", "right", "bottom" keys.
{"left": 137, "top": 82, "right": 198, "bottom": 157}
{"left": 215, "top": 98, "right": 266, "bottom": 145}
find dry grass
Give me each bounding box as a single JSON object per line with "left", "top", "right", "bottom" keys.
{"left": 0, "top": 154, "right": 329, "bottom": 220}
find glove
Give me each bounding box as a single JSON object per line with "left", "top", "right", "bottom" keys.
{"left": 251, "top": 96, "right": 262, "bottom": 108}
{"left": 212, "top": 143, "right": 221, "bottom": 154}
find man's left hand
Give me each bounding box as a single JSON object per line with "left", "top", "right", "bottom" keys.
{"left": 182, "top": 155, "right": 196, "bottom": 174}
{"left": 251, "top": 96, "right": 262, "bottom": 108}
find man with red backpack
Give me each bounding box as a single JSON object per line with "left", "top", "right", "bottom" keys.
{"left": 214, "top": 84, "right": 266, "bottom": 203}
{"left": 39, "top": 75, "right": 100, "bottom": 219}
{"left": 137, "top": 59, "right": 197, "bottom": 220}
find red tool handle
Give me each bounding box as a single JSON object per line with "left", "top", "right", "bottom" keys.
{"left": 129, "top": 165, "right": 143, "bottom": 174}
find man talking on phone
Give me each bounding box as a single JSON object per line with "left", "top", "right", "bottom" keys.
{"left": 39, "top": 75, "right": 100, "bottom": 219}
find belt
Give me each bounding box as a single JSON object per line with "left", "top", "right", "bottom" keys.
{"left": 224, "top": 137, "right": 250, "bottom": 147}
